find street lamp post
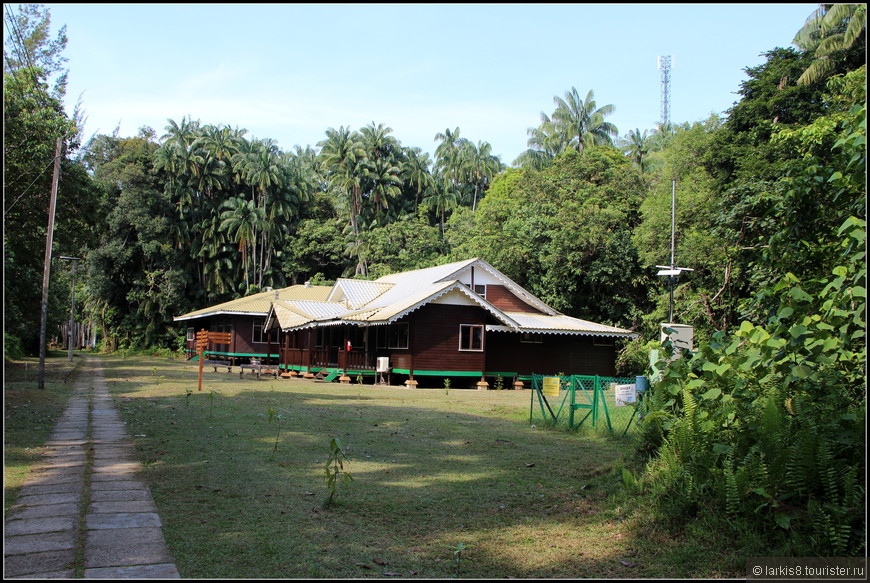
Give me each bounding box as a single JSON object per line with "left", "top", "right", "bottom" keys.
{"left": 655, "top": 179, "right": 692, "bottom": 323}
{"left": 59, "top": 256, "right": 83, "bottom": 362}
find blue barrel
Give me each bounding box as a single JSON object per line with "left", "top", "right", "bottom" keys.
{"left": 635, "top": 375, "right": 649, "bottom": 393}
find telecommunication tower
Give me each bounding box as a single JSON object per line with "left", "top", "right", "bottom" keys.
{"left": 657, "top": 55, "right": 672, "bottom": 127}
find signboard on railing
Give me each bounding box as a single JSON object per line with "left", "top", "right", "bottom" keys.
{"left": 542, "top": 376, "right": 561, "bottom": 396}
{"left": 613, "top": 383, "right": 637, "bottom": 407}
{"left": 196, "top": 330, "right": 232, "bottom": 391}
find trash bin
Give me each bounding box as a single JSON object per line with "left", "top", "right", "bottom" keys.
{"left": 635, "top": 375, "right": 649, "bottom": 393}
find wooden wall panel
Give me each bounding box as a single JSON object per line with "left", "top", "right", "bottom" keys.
{"left": 403, "top": 304, "right": 486, "bottom": 372}
{"left": 485, "top": 285, "right": 545, "bottom": 314}
{"left": 485, "top": 332, "right": 617, "bottom": 376}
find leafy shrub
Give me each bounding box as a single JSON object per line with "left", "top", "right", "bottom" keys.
{"left": 4, "top": 333, "right": 25, "bottom": 360}
{"left": 636, "top": 216, "right": 866, "bottom": 556}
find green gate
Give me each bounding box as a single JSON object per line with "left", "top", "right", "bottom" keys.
{"left": 529, "top": 374, "right": 644, "bottom": 436}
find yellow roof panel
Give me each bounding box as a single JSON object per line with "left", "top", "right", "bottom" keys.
{"left": 174, "top": 285, "right": 331, "bottom": 321}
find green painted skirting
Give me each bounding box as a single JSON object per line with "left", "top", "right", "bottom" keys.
{"left": 206, "top": 351, "right": 279, "bottom": 358}
{"left": 273, "top": 365, "right": 517, "bottom": 379}
{"left": 187, "top": 350, "right": 279, "bottom": 359}
{"left": 391, "top": 369, "right": 483, "bottom": 377}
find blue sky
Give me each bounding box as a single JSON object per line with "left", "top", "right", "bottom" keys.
{"left": 44, "top": 3, "right": 818, "bottom": 165}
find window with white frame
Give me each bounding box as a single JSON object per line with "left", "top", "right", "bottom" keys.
{"left": 252, "top": 319, "right": 267, "bottom": 344}
{"left": 473, "top": 284, "right": 487, "bottom": 299}
{"left": 459, "top": 324, "right": 484, "bottom": 351}
{"left": 186, "top": 328, "right": 195, "bottom": 341}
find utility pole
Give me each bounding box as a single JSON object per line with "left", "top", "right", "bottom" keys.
{"left": 59, "top": 256, "right": 83, "bottom": 362}
{"left": 38, "top": 137, "right": 63, "bottom": 390}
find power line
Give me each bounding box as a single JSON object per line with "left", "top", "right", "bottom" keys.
{"left": 3, "top": 155, "right": 62, "bottom": 216}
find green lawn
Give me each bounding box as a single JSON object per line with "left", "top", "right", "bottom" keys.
{"left": 6, "top": 354, "right": 750, "bottom": 578}
{"left": 4, "top": 354, "right": 80, "bottom": 513}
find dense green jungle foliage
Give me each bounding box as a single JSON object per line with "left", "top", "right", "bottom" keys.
{"left": 3, "top": 2, "right": 866, "bottom": 558}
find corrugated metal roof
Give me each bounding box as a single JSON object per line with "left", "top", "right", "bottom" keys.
{"left": 491, "top": 312, "right": 636, "bottom": 337}
{"left": 188, "top": 258, "right": 636, "bottom": 339}
{"left": 271, "top": 301, "right": 316, "bottom": 329}
{"left": 174, "top": 285, "right": 331, "bottom": 321}
{"left": 342, "top": 280, "right": 459, "bottom": 322}
{"left": 329, "top": 279, "right": 393, "bottom": 309}
{"left": 375, "top": 258, "right": 478, "bottom": 285}
{"left": 292, "top": 300, "right": 351, "bottom": 321}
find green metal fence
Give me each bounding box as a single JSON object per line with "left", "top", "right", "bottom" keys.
{"left": 529, "top": 374, "right": 644, "bottom": 436}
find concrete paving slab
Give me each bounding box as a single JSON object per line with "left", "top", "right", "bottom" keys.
{"left": 89, "top": 489, "right": 153, "bottom": 502}
{"left": 92, "top": 460, "right": 143, "bottom": 473}
{"left": 13, "top": 491, "right": 82, "bottom": 506}
{"left": 24, "top": 468, "right": 85, "bottom": 484}
{"left": 88, "top": 500, "right": 158, "bottom": 514}
{"left": 86, "top": 526, "right": 168, "bottom": 547}
{"left": 83, "top": 563, "right": 180, "bottom": 579}
{"left": 3, "top": 530, "right": 77, "bottom": 554}
{"left": 86, "top": 512, "right": 162, "bottom": 530}
{"left": 84, "top": 542, "right": 173, "bottom": 569}
{"left": 7, "top": 569, "right": 76, "bottom": 579}
{"left": 89, "top": 479, "right": 149, "bottom": 491}
{"left": 32, "top": 458, "right": 87, "bottom": 470}
{"left": 17, "top": 480, "right": 82, "bottom": 495}
{"left": 3, "top": 549, "right": 75, "bottom": 577}
{"left": 5, "top": 502, "right": 80, "bottom": 520}
{"left": 5, "top": 516, "right": 78, "bottom": 536}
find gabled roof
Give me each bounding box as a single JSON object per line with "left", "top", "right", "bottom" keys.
{"left": 327, "top": 279, "right": 393, "bottom": 309}
{"left": 174, "top": 284, "right": 332, "bottom": 322}
{"left": 261, "top": 258, "right": 636, "bottom": 338}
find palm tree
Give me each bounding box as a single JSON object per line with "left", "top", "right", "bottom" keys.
{"left": 793, "top": 3, "right": 866, "bottom": 85}
{"left": 360, "top": 121, "right": 399, "bottom": 161}
{"left": 551, "top": 87, "right": 618, "bottom": 152}
{"left": 368, "top": 156, "right": 402, "bottom": 225}
{"left": 401, "top": 147, "right": 435, "bottom": 213}
{"left": 318, "top": 126, "right": 368, "bottom": 237}
{"left": 219, "top": 197, "right": 265, "bottom": 291}
{"left": 434, "top": 127, "right": 467, "bottom": 187}
{"left": 619, "top": 128, "right": 655, "bottom": 173}
{"left": 461, "top": 140, "right": 504, "bottom": 211}
{"left": 425, "top": 178, "right": 458, "bottom": 236}
{"left": 514, "top": 111, "right": 568, "bottom": 169}
{"left": 195, "top": 124, "right": 245, "bottom": 166}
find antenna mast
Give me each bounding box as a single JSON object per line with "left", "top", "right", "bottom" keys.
{"left": 657, "top": 55, "right": 672, "bottom": 127}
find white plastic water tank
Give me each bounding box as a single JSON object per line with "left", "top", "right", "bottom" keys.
{"left": 376, "top": 357, "right": 390, "bottom": 372}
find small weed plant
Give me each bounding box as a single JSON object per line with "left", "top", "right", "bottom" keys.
{"left": 324, "top": 437, "right": 352, "bottom": 507}
{"left": 266, "top": 407, "right": 290, "bottom": 459}
{"left": 448, "top": 542, "right": 472, "bottom": 578}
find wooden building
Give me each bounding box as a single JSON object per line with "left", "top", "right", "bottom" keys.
{"left": 260, "top": 258, "right": 636, "bottom": 387}
{"left": 174, "top": 284, "right": 332, "bottom": 365}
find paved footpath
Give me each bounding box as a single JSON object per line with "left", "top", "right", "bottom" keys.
{"left": 4, "top": 357, "right": 180, "bottom": 579}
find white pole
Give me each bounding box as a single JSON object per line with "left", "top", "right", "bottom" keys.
{"left": 671, "top": 178, "right": 677, "bottom": 269}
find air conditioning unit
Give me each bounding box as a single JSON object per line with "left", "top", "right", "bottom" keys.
{"left": 376, "top": 357, "right": 390, "bottom": 372}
